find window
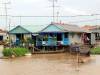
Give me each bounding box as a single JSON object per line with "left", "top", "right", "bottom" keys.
{"left": 49, "top": 33, "right": 53, "bottom": 37}
{"left": 64, "top": 33, "right": 68, "bottom": 38}
{"left": 43, "top": 34, "right": 48, "bottom": 41}
{"left": 57, "top": 33, "right": 62, "bottom": 41}
{"left": 0, "top": 36, "right": 3, "bottom": 41}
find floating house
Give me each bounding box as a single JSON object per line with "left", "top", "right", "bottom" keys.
{"left": 9, "top": 23, "right": 95, "bottom": 51}
{"left": 35, "top": 23, "right": 85, "bottom": 50}
{"left": 82, "top": 25, "right": 100, "bottom": 45}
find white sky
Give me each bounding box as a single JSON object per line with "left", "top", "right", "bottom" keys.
{"left": 0, "top": 0, "right": 100, "bottom": 29}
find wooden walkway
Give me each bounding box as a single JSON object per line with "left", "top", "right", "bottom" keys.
{"left": 32, "top": 50, "right": 65, "bottom": 54}
{"left": 32, "top": 45, "right": 90, "bottom": 55}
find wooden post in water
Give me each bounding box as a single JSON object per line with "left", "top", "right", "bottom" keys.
{"left": 76, "top": 52, "right": 80, "bottom": 71}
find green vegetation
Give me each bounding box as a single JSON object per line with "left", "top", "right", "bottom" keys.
{"left": 27, "top": 37, "right": 34, "bottom": 44}
{"left": 13, "top": 47, "right": 29, "bottom": 57}
{"left": 2, "top": 48, "right": 13, "bottom": 57}
{"left": 91, "top": 47, "right": 100, "bottom": 54}
{"left": 3, "top": 47, "right": 30, "bottom": 57}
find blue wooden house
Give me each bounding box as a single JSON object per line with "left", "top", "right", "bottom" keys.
{"left": 35, "top": 23, "right": 85, "bottom": 50}
{"left": 9, "top": 25, "right": 47, "bottom": 46}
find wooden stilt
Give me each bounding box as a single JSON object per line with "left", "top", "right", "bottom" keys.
{"left": 43, "top": 46, "right": 45, "bottom": 51}
{"left": 56, "top": 46, "right": 57, "bottom": 51}
{"left": 63, "top": 46, "right": 64, "bottom": 50}
{"left": 33, "top": 46, "right": 34, "bottom": 53}
{"left": 76, "top": 52, "right": 80, "bottom": 71}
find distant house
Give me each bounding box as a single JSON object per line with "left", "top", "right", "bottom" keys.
{"left": 0, "top": 29, "right": 8, "bottom": 42}
{"left": 90, "top": 26, "right": 100, "bottom": 40}
{"left": 82, "top": 25, "right": 100, "bottom": 44}
{"left": 81, "top": 25, "right": 97, "bottom": 30}
{"left": 9, "top": 26, "right": 31, "bottom": 45}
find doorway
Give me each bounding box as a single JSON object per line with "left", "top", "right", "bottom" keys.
{"left": 0, "top": 36, "right": 3, "bottom": 41}
{"left": 16, "top": 34, "right": 24, "bottom": 44}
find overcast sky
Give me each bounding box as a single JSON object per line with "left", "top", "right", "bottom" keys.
{"left": 0, "top": 0, "right": 100, "bottom": 29}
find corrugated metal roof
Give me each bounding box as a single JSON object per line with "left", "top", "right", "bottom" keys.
{"left": 56, "top": 24, "right": 84, "bottom": 32}
{"left": 0, "top": 29, "right": 7, "bottom": 33}
{"left": 22, "top": 25, "right": 48, "bottom": 33}
{"left": 9, "top": 23, "right": 87, "bottom": 34}
{"left": 9, "top": 25, "right": 30, "bottom": 34}
{"left": 81, "top": 25, "right": 98, "bottom": 30}
{"left": 81, "top": 25, "right": 100, "bottom": 33}
{"left": 41, "top": 23, "right": 85, "bottom": 33}
{"left": 9, "top": 25, "right": 48, "bottom": 34}
{"left": 91, "top": 28, "right": 100, "bottom": 33}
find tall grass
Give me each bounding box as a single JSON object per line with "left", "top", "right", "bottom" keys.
{"left": 91, "top": 47, "right": 100, "bottom": 54}
{"left": 3, "top": 47, "right": 29, "bottom": 57}
{"left": 2, "top": 48, "right": 13, "bottom": 57}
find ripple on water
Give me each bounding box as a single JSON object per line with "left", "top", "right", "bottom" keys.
{"left": 0, "top": 53, "right": 99, "bottom": 75}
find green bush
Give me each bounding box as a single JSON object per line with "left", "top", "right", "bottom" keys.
{"left": 13, "top": 47, "right": 29, "bottom": 57}
{"left": 3, "top": 47, "right": 29, "bottom": 57}
{"left": 91, "top": 47, "right": 100, "bottom": 54}
{"left": 2, "top": 48, "right": 13, "bottom": 57}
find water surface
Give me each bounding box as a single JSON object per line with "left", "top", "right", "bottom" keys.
{"left": 0, "top": 53, "right": 99, "bottom": 75}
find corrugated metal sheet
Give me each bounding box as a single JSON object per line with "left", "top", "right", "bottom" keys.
{"left": 9, "top": 26, "right": 30, "bottom": 34}
{"left": 9, "top": 25, "right": 48, "bottom": 34}
{"left": 40, "top": 24, "right": 65, "bottom": 33}
{"left": 9, "top": 23, "right": 86, "bottom": 34}
{"left": 55, "top": 24, "right": 85, "bottom": 32}
{"left": 41, "top": 23, "right": 85, "bottom": 33}
{"left": 90, "top": 28, "right": 100, "bottom": 33}
{"left": 23, "top": 25, "right": 48, "bottom": 33}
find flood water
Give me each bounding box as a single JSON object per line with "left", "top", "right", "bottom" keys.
{"left": 0, "top": 53, "right": 99, "bottom": 75}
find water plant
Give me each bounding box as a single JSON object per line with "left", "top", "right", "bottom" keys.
{"left": 3, "top": 47, "right": 30, "bottom": 57}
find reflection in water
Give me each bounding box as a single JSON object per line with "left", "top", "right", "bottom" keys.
{"left": 0, "top": 53, "right": 99, "bottom": 75}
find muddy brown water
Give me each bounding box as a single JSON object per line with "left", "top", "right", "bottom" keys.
{"left": 0, "top": 53, "right": 99, "bottom": 75}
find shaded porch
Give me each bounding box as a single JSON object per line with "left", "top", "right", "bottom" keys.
{"left": 34, "top": 32, "right": 70, "bottom": 51}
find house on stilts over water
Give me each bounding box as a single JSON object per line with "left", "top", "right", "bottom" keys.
{"left": 9, "top": 22, "right": 95, "bottom": 51}
{"left": 34, "top": 22, "right": 90, "bottom": 51}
